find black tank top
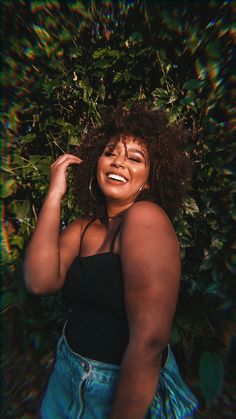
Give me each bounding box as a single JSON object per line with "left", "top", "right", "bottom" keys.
{"left": 62, "top": 219, "right": 129, "bottom": 364}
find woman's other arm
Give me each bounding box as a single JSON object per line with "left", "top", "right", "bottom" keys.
{"left": 110, "top": 201, "right": 180, "bottom": 419}
{"left": 24, "top": 154, "right": 83, "bottom": 295}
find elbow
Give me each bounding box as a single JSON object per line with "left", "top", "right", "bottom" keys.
{"left": 25, "top": 281, "right": 46, "bottom": 295}
{"left": 129, "top": 332, "right": 170, "bottom": 358}
{"left": 145, "top": 334, "right": 169, "bottom": 354}
{"left": 24, "top": 271, "right": 59, "bottom": 296}
{"left": 25, "top": 281, "right": 58, "bottom": 295}
{"left": 23, "top": 260, "right": 60, "bottom": 295}
{"left": 24, "top": 265, "right": 42, "bottom": 295}
{"left": 24, "top": 275, "right": 45, "bottom": 295}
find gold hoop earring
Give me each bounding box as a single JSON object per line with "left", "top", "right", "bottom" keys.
{"left": 89, "top": 176, "right": 98, "bottom": 202}
{"left": 138, "top": 185, "right": 143, "bottom": 193}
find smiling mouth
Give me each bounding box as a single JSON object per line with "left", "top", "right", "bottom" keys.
{"left": 106, "top": 173, "right": 128, "bottom": 183}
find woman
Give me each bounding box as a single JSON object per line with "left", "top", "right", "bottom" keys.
{"left": 24, "top": 103, "right": 198, "bottom": 418}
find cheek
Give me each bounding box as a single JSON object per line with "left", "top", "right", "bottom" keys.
{"left": 132, "top": 166, "right": 149, "bottom": 180}
{"left": 96, "top": 158, "right": 105, "bottom": 185}
{"left": 96, "top": 157, "right": 103, "bottom": 174}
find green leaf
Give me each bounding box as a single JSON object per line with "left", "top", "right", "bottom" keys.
{"left": 166, "top": 108, "right": 180, "bottom": 124}
{"left": 180, "top": 97, "right": 195, "bottom": 106}
{"left": 199, "top": 352, "right": 224, "bottom": 407}
{"left": 204, "top": 282, "right": 221, "bottom": 296}
{"left": 59, "top": 29, "right": 72, "bottom": 42}
{"left": 98, "top": 84, "right": 106, "bottom": 101}
{"left": 113, "top": 72, "right": 123, "bottom": 83}
{"left": 92, "top": 49, "right": 106, "bottom": 59}
{"left": 183, "top": 79, "right": 204, "bottom": 90}
{"left": 206, "top": 41, "right": 221, "bottom": 58}
{"left": 152, "top": 87, "right": 168, "bottom": 99}
{"left": 200, "top": 256, "right": 214, "bottom": 271}
{"left": 29, "top": 155, "right": 44, "bottom": 164}
{"left": 1, "top": 291, "right": 15, "bottom": 310}
{"left": 160, "top": 11, "right": 182, "bottom": 32}
{"left": 184, "top": 198, "right": 199, "bottom": 216}
{"left": 37, "top": 156, "right": 52, "bottom": 175}
{"left": 2, "top": 179, "right": 17, "bottom": 198}
{"left": 33, "top": 25, "right": 51, "bottom": 45}
{"left": 22, "top": 133, "right": 36, "bottom": 144}
{"left": 158, "top": 49, "right": 167, "bottom": 60}
{"left": 68, "top": 136, "right": 80, "bottom": 146}
{"left": 11, "top": 235, "right": 25, "bottom": 250}
{"left": 94, "top": 57, "right": 112, "bottom": 68}
{"left": 13, "top": 200, "right": 30, "bottom": 219}
{"left": 153, "top": 99, "right": 165, "bottom": 110}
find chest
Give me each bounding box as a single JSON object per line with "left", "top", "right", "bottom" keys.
{"left": 80, "top": 220, "right": 122, "bottom": 257}
{"left": 62, "top": 253, "right": 125, "bottom": 313}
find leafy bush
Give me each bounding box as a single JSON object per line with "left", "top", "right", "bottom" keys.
{"left": 2, "top": 1, "right": 235, "bottom": 417}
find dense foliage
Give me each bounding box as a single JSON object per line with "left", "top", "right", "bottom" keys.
{"left": 2, "top": 1, "right": 235, "bottom": 417}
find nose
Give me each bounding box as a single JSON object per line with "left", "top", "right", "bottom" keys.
{"left": 110, "top": 154, "right": 126, "bottom": 168}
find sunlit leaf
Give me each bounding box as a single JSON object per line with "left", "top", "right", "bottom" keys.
{"left": 12, "top": 200, "right": 30, "bottom": 219}
{"left": 2, "top": 179, "right": 17, "bottom": 198}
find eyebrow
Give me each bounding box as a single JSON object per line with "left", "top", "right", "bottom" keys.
{"left": 105, "top": 143, "right": 146, "bottom": 159}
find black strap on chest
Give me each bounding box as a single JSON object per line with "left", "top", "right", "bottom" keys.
{"left": 79, "top": 219, "right": 122, "bottom": 256}
{"left": 78, "top": 219, "right": 96, "bottom": 257}
{"left": 110, "top": 222, "right": 122, "bottom": 253}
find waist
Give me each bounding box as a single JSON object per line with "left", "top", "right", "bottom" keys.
{"left": 59, "top": 322, "right": 120, "bottom": 383}
{"left": 65, "top": 310, "right": 129, "bottom": 364}
{"left": 63, "top": 320, "right": 168, "bottom": 368}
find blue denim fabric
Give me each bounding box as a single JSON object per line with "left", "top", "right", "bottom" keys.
{"left": 40, "top": 332, "right": 119, "bottom": 419}
{"left": 40, "top": 328, "right": 198, "bottom": 418}
{"left": 147, "top": 349, "right": 198, "bottom": 418}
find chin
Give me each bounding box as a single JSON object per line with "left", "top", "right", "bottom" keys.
{"left": 103, "top": 191, "right": 125, "bottom": 201}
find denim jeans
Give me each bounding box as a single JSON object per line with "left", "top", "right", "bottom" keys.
{"left": 40, "top": 331, "right": 119, "bottom": 419}
{"left": 40, "top": 327, "right": 198, "bottom": 418}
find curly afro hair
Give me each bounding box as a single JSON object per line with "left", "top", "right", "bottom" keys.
{"left": 72, "top": 102, "right": 191, "bottom": 223}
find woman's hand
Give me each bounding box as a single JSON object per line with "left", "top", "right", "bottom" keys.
{"left": 48, "top": 153, "right": 83, "bottom": 199}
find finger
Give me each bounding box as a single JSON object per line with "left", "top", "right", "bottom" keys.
{"left": 51, "top": 154, "right": 68, "bottom": 167}
{"left": 53, "top": 154, "right": 75, "bottom": 164}
{"left": 56, "top": 156, "right": 83, "bottom": 168}
{"left": 52, "top": 154, "right": 82, "bottom": 166}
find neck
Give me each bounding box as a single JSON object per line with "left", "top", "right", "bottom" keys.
{"left": 106, "top": 202, "right": 133, "bottom": 220}
{"left": 108, "top": 213, "right": 124, "bottom": 221}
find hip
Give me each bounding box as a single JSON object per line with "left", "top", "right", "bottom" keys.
{"left": 40, "top": 325, "right": 198, "bottom": 418}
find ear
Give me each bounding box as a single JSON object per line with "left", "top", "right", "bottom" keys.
{"left": 143, "top": 181, "right": 150, "bottom": 191}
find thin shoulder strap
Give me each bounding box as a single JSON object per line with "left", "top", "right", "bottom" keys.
{"left": 79, "top": 219, "right": 96, "bottom": 256}
{"left": 110, "top": 221, "right": 122, "bottom": 253}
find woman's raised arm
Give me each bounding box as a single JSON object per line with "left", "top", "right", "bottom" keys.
{"left": 24, "top": 154, "right": 83, "bottom": 295}
{"left": 110, "top": 201, "right": 181, "bottom": 419}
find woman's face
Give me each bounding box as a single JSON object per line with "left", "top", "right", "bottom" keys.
{"left": 97, "top": 136, "right": 150, "bottom": 205}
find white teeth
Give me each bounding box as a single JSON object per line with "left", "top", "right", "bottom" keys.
{"left": 107, "top": 173, "right": 127, "bottom": 183}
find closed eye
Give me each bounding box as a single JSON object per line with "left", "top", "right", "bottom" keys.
{"left": 103, "top": 151, "right": 115, "bottom": 156}
{"left": 128, "top": 157, "right": 142, "bottom": 162}
{"left": 104, "top": 150, "right": 141, "bottom": 162}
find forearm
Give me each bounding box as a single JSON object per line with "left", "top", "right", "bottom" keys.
{"left": 24, "top": 191, "right": 61, "bottom": 294}
{"left": 110, "top": 344, "right": 162, "bottom": 419}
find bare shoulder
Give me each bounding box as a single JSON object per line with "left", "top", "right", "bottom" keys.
{"left": 124, "top": 201, "right": 175, "bottom": 231}
{"left": 58, "top": 217, "right": 94, "bottom": 283}
{"left": 121, "top": 201, "right": 179, "bottom": 250}
{"left": 60, "top": 217, "right": 91, "bottom": 237}
{"left": 126, "top": 200, "right": 166, "bottom": 216}
{"left": 59, "top": 217, "right": 95, "bottom": 255}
